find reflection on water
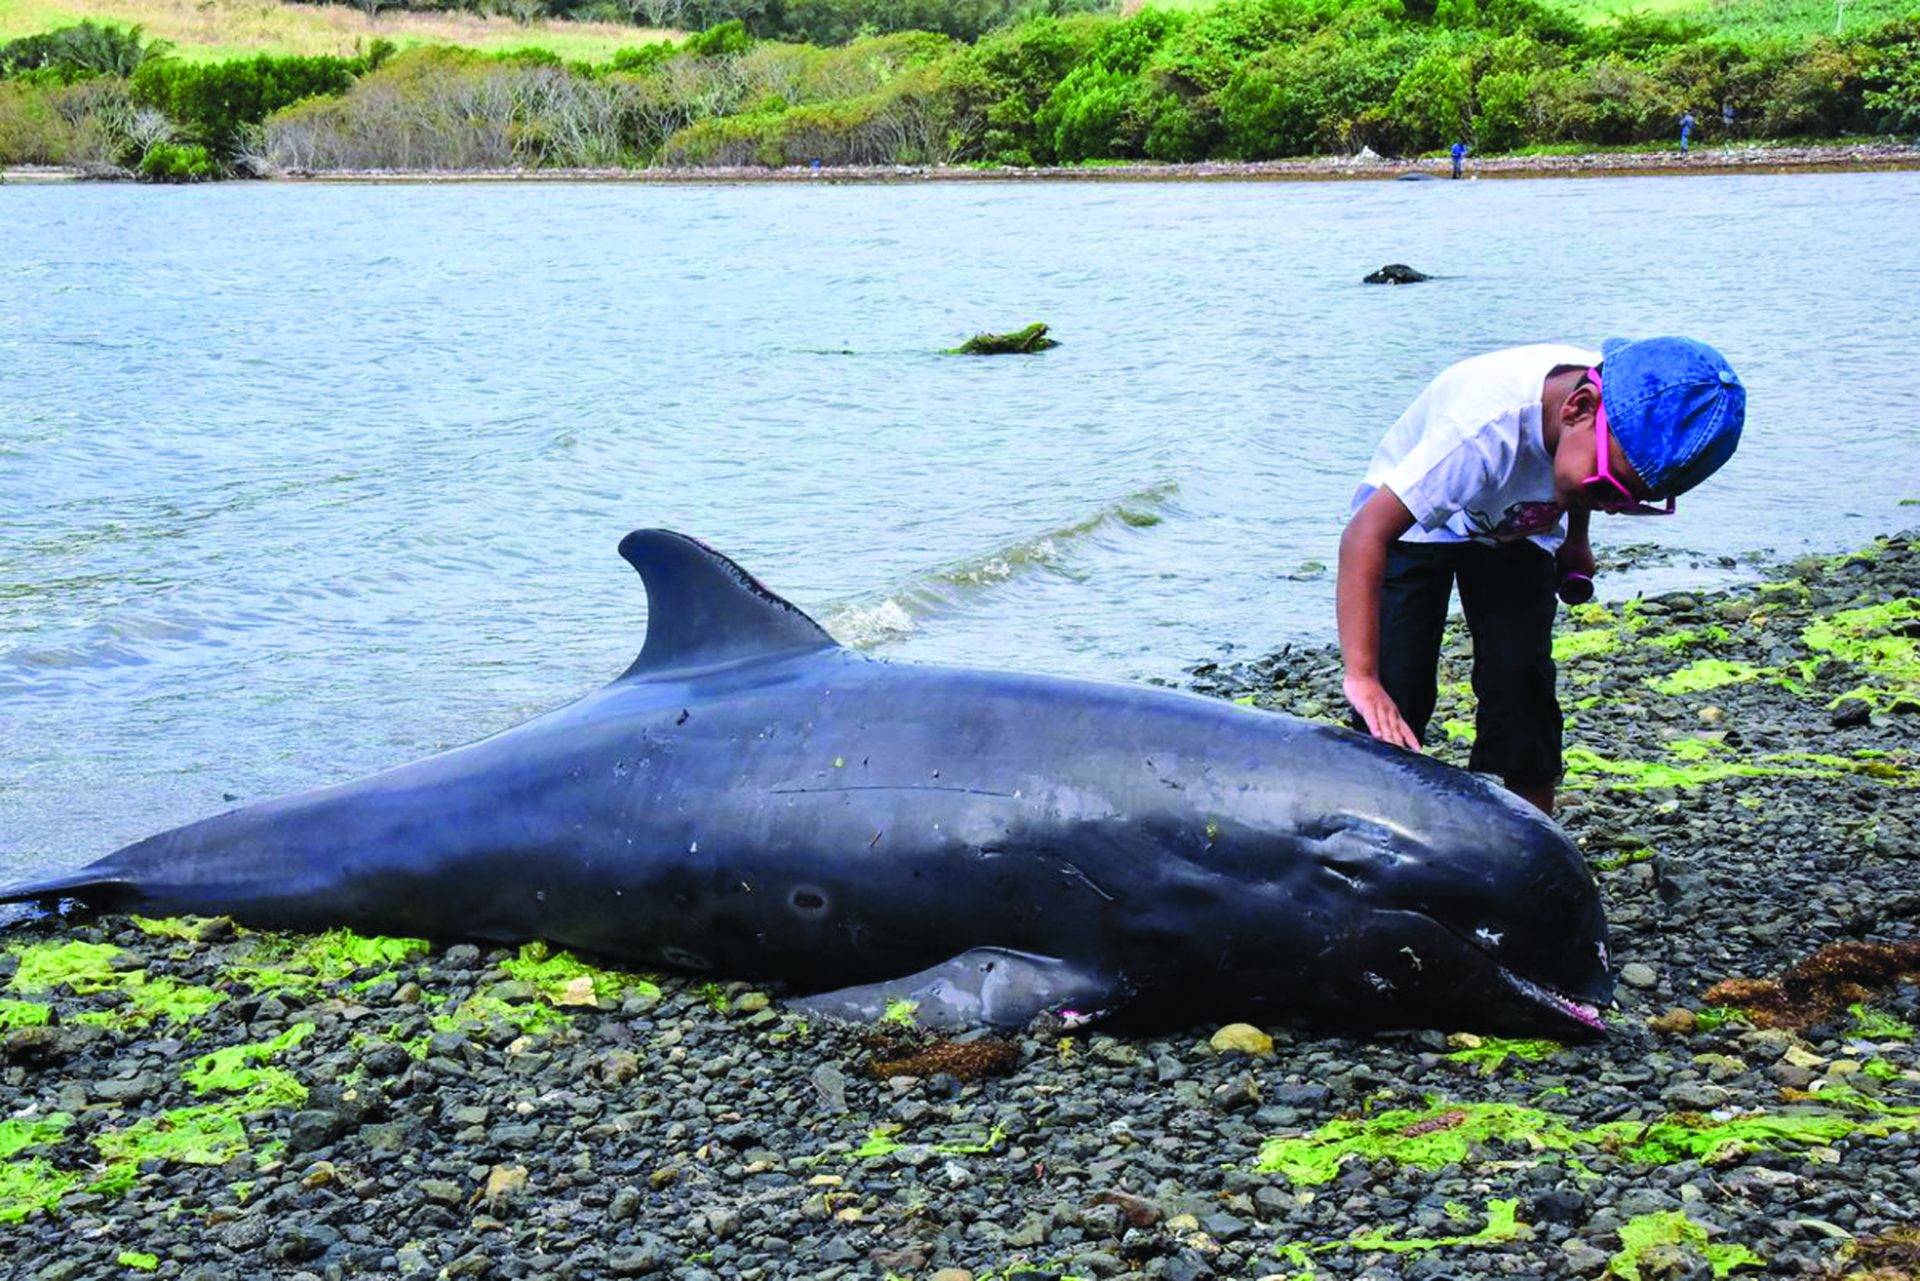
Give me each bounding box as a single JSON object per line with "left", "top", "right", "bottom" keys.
{"left": 3, "top": 173, "right": 1917, "bottom": 874}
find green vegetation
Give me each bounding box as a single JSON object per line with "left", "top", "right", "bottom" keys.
{"left": 3, "top": 0, "right": 1916, "bottom": 176}
{"left": 500, "top": 939, "right": 662, "bottom": 1006}
{"left": 5, "top": 938, "right": 226, "bottom": 1026}
{"left": 1344, "top": 1197, "right": 1532, "bottom": 1252}
{"left": 181, "top": 1023, "right": 314, "bottom": 1106}
{"left": 949, "top": 322, "right": 1060, "bottom": 354}
{"left": 1443, "top": 1035, "right": 1562, "bottom": 1073}
{"left": 0, "top": 1115, "right": 72, "bottom": 1161}
{"left": 1801, "top": 597, "right": 1920, "bottom": 710}
{"left": 6, "top": 939, "right": 124, "bottom": 991}
{"left": 0, "top": 999, "right": 51, "bottom": 1029}
{"left": 1648, "top": 658, "right": 1767, "bottom": 695}
{"left": 1850, "top": 1002, "right": 1916, "bottom": 1040}
{"left": 1255, "top": 1090, "right": 1920, "bottom": 1184}
{"left": 1610, "top": 1210, "right": 1765, "bottom": 1278}
{"left": 1694, "top": 1005, "right": 1750, "bottom": 1031}
{"left": 220, "top": 928, "right": 429, "bottom": 994}
{"left": 846, "top": 1122, "right": 1007, "bottom": 1159}
{"left": 1564, "top": 740, "right": 1910, "bottom": 791}
{"left": 0, "top": 1159, "right": 78, "bottom": 1225}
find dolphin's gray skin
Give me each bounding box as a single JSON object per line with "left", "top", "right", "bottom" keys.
{"left": 1, "top": 530, "right": 1613, "bottom": 1036}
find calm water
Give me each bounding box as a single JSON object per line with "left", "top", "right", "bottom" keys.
{"left": 4, "top": 173, "right": 1918, "bottom": 879}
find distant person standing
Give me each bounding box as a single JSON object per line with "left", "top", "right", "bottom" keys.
{"left": 1680, "top": 110, "right": 1696, "bottom": 154}
{"left": 1722, "top": 101, "right": 1736, "bottom": 136}
{"left": 1451, "top": 140, "right": 1468, "bottom": 179}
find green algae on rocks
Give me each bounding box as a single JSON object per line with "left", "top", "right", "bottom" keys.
{"left": 1648, "top": 659, "right": 1769, "bottom": 696}
{"left": 500, "top": 939, "right": 661, "bottom": 1007}
{"left": 98, "top": 1025, "right": 316, "bottom": 1179}
{"left": 1441, "top": 1035, "right": 1563, "bottom": 1075}
{"left": 0, "top": 997, "right": 52, "bottom": 1029}
{"left": 1563, "top": 742, "right": 1911, "bottom": 792}
{"left": 0, "top": 1115, "right": 76, "bottom": 1223}
{"left": 5, "top": 938, "right": 226, "bottom": 1027}
{"left": 1254, "top": 1091, "right": 1920, "bottom": 1185}
{"left": 182, "top": 1023, "right": 314, "bottom": 1106}
{"left": 1341, "top": 1197, "right": 1532, "bottom": 1254}
{"left": 218, "top": 928, "right": 430, "bottom": 995}
{"left": 845, "top": 1122, "right": 1007, "bottom": 1162}
{"left": 1610, "top": 1210, "right": 1765, "bottom": 1279}
{"left": 0, "top": 1158, "right": 79, "bottom": 1225}
{"left": 1801, "top": 596, "right": 1920, "bottom": 710}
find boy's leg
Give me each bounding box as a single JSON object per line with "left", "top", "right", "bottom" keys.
{"left": 1370, "top": 542, "right": 1457, "bottom": 746}
{"left": 1455, "top": 541, "right": 1561, "bottom": 812}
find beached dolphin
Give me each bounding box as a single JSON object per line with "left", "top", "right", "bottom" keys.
{"left": 1, "top": 531, "right": 1613, "bottom": 1036}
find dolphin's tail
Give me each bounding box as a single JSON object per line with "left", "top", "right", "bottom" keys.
{"left": 0, "top": 864, "right": 137, "bottom": 911}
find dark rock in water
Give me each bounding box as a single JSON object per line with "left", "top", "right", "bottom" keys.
{"left": 1397, "top": 172, "right": 1439, "bottom": 181}
{"left": 950, "top": 322, "right": 1059, "bottom": 355}
{"left": 1364, "top": 264, "right": 1431, "bottom": 284}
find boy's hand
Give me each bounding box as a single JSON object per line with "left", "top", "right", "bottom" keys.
{"left": 1338, "top": 488, "right": 1421, "bottom": 753}
{"left": 1344, "top": 674, "right": 1422, "bottom": 752}
{"left": 1558, "top": 509, "right": 1595, "bottom": 581}
{"left": 1556, "top": 539, "right": 1595, "bottom": 582}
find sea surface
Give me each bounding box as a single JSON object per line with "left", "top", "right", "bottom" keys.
{"left": 3, "top": 172, "right": 1918, "bottom": 878}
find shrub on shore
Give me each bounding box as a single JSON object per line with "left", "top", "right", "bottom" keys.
{"left": 2, "top": 4, "right": 1917, "bottom": 175}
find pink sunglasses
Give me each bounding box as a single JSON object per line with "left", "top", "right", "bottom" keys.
{"left": 1584, "top": 369, "right": 1675, "bottom": 516}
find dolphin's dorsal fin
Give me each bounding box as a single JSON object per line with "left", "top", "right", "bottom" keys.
{"left": 617, "top": 529, "right": 838, "bottom": 679}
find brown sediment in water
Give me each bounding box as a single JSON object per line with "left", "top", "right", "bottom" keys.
{"left": 1704, "top": 941, "right": 1920, "bottom": 1029}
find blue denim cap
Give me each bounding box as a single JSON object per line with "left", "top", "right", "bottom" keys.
{"left": 1599, "top": 336, "right": 1745, "bottom": 498}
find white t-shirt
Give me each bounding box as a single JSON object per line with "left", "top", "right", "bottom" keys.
{"left": 1351, "top": 343, "right": 1600, "bottom": 552}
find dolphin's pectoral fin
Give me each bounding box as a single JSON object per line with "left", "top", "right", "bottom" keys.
{"left": 787, "top": 948, "right": 1125, "bottom": 1031}
{"left": 617, "top": 529, "right": 840, "bottom": 680}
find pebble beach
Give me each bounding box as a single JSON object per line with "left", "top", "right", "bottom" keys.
{"left": 2, "top": 534, "right": 1917, "bottom": 1281}
{"left": 5, "top": 140, "right": 1919, "bottom": 184}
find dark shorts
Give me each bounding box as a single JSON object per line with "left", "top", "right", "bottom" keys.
{"left": 1370, "top": 539, "right": 1562, "bottom": 786}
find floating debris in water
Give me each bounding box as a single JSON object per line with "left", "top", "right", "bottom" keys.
{"left": 948, "top": 322, "right": 1059, "bottom": 355}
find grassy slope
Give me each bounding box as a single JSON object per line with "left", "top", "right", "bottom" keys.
{"left": 1138, "top": 0, "right": 1915, "bottom": 39}
{"left": 1561, "top": 0, "right": 1913, "bottom": 41}
{"left": 1, "top": 0, "right": 1912, "bottom": 61}
{"left": 0, "top": 0, "right": 675, "bottom": 60}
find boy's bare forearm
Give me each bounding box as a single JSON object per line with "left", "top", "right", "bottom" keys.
{"left": 1337, "top": 523, "right": 1386, "bottom": 680}
{"left": 1337, "top": 489, "right": 1416, "bottom": 681}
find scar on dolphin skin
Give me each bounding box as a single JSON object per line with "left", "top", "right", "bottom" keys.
{"left": 0, "top": 528, "right": 1613, "bottom": 1037}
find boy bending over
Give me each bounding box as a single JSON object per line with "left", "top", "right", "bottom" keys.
{"left": 1338, "top": 337, "right": 1746, "bottom": 815}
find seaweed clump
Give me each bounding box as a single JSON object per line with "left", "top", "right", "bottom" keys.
{"left": 1813, "top": 1225, "right": 1920, "bottom": 1280}
{"left": 948, "top": 322, "right": 1058, "bottom": 355}
{"left": 866, "top": 1036, "right": 1020, "bottom": 1082}
{"left": 1704, "top": 941, "right": 1920, "bottom": 1030}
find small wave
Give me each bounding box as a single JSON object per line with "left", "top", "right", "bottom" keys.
{"left": 820, "top": 481, "right": 1179, "bottom": 649}
{"left": 826, "top": 596, "right": 919, "bottom": 648}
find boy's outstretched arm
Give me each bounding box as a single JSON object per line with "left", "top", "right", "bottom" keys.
{"left": 1338, "top": 487, "right": 1422, "bottom": 751}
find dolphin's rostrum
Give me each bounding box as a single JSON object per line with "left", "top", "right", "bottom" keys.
{"left": 0, "top": 530, "right": 1614, "bottom": 1036}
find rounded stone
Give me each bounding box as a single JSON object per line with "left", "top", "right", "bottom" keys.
{"left": 1208, "top": 1024, "right": 1275, "bottom": 1056}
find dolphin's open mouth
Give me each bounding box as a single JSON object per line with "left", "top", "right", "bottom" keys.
{"left": 1500, "top": 967, "right": 1608, "bottom": 1033}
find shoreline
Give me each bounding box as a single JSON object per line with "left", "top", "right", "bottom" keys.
{"left": 7, "top": 141, "right": 1919, "bottom": 186}
{"left": 1, "top": 534, "right": 1916, "bottom": 1278}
